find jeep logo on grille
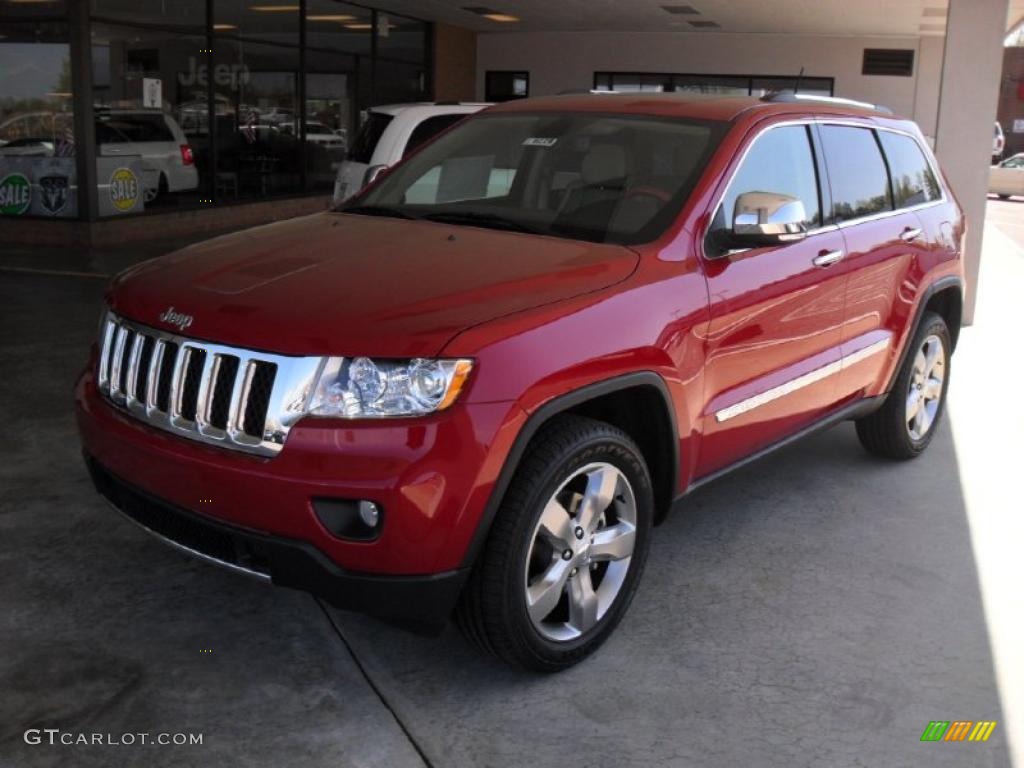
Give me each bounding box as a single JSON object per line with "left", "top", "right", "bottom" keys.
{"left": 159, "top": 307, "right": 193, "bottom": 332}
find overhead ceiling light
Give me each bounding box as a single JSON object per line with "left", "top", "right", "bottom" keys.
{"left": 343, "top": 22, "right": 372, "bottom": 30}
{"left": 463, "top": 6, "right": 520, "bottom": 22}
{"left": 688, "top": 19, "right": 719, "bottom": 28}
{"left": 662, "top": 4, "right": 700, "bottom": 14}
{"left": 250, "top": 4, "right": 299, "bottom": 11}
{"left": 213, "top": 23, "right": 237, "bottom": 30}
{"left": 307, "top": 14, "right": 356, "bottom": 22}
{"left": 46, "top": 91, "right": 71, "bottom": 97}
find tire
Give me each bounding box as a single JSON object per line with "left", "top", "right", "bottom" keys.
{"left": 456, "top": 414, "right": 653, "bottom": 672}
{"left": 855, "top": 311, "right": 951, "bottom": 460}
{"left": 144, "top": 174, "right": 168, "bottom": 204}
{"left": 998, "top": 194, "right": 1011, "bottom": 200}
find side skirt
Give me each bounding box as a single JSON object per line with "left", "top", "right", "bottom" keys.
{"left": 678, "top": 395, "right": 885, "bottom": 501}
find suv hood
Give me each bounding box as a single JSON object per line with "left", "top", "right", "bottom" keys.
{"left": 109, "top": 213, "right": 640, "bottom": 358}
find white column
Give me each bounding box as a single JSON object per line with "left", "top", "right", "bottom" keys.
{"left": 934, "top": 0, "right": 1010, "bottom": 324}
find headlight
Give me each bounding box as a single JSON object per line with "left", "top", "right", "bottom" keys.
{"left": 309, "top": 357, "right": 473, "bottom": 418}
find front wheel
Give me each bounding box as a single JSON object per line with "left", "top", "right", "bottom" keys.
{"left": 456, "top": 415, "right": 653, "bottom": 672}
{"left": 855, "top": 311, "right": 951, "bottom": 459}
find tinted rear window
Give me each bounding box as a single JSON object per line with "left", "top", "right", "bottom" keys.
{"left": 403, "top": 114, "right": 465, "bottom": 158}
{"left": 348, "top": 112, "right": 393, "bottom": 164}
{"left": 878, "top": 132, "right": 940, "bottom": 208}
{"left": 820, "top": 125, "right": 892, "bottom": 222}
{"left": 96, "top": 115, "right": 174, "bottom": 143}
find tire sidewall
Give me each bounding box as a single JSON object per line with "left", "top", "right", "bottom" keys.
{"left": 507, "top": 434, "right": 653, "bottom": 662}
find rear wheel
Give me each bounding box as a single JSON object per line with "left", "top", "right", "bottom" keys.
{"left": 456, "top": 414, "right": 653, "bottom": 672}
{"left": 855, "top": 311, "right": 951, "bottom": 459}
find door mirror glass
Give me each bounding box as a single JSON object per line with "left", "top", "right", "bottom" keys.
{"left": 730, "top": 191, "right": 808, "bottom": 245}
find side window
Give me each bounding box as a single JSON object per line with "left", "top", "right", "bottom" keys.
{"left": 713, "top": 124, "right": 821, "bottom": 237}
{"left": 403, "top": 114, "right": 465, "bottom": 158}
{"left": 820, "top": 125, "right": 892, "bottom": 222}
{"left": 877, "top": 132, "right": 941, "bottom": 208}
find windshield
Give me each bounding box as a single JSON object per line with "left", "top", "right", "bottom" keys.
{"left": 339, "top": 112, "right": 726, "bottom": 245}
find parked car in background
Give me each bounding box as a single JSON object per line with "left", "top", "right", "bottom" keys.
{"left": 0, "top": 137, "right": 54, "bottom": 156}
{"left": 989, "top": 152, "right": 1024, "bottom": 198}
{"left": 96, "top": 109, "right": 198, "bottom": 202}
{"left": 78, "top": 93, "right": 963, "bottom": 672}
{"left": 280, "top": 121, "right": 346, "bottom": 151}
{"left": 993, "top": 121, "right": 1005, "bottom": 161}
{"left": 333, "top": 102, "right": 489, "bottom": 203}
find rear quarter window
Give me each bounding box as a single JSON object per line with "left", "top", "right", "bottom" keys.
{"left": 403, "top": 114, "right": 466, "bottom": 158}
{"left": 877, "top": 131, "right": 941, "bottom": 208}
{"left": 348, "top": 112, "right": 394, "bottom": 164}
{"left": 820, "top": 125, "right": 892, "bottom": 222}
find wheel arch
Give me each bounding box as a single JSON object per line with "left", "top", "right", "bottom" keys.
{"left": 886, "top": 275, "right": 963, "bottom": 393}
{"left": 461, "top": 372, "right": 680, "bottom": 569}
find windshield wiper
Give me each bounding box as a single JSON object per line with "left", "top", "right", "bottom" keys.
{"left": 421, "top": 210, "right": 540, "bottom": 235}
{"left": 340, "top": 204, "right": 418, "bottom": 220}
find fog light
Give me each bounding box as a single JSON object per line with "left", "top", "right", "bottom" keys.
{"left": 358, "top": 500, "right": 380, "bottom": 528}
{"left": 312, "top": 498, "right": 383, "bottom": 541}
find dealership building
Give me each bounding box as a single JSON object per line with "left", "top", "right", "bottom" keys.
{"left": 0, "top": 0, "right": 1018, "bottom": 319}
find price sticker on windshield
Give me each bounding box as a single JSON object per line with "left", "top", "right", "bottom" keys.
{"left": 523, "top": 137, "right": 558, "bottom": 147}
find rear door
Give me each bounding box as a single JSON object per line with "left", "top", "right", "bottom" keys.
{"left": 695, "top": 121, "right": 849, "bottom": 477}
{"left": 819, "top": 124, "right": 939, "bottom": 399}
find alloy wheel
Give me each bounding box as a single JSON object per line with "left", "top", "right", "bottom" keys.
{"left": 906, "top": 333, "right": 945, "bottom": 441}
{"left": 523, "top": 462, "right": 637, "bottom": 642}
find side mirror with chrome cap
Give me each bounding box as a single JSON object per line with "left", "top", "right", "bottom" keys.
{"left": 729, "top": 191, "right": 808, "bottom": 247}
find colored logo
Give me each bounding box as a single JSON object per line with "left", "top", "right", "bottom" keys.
{"left": 39, "top": 175, "right": 69, "bottom": 215}
{"left": 0, "top": 172, "right": 31, "bottom": 215}
{"left": 921, "top": 720, "right": 997, "bottom": 742}
{"left": 109, "top": 167, "right": 140, "bottom": 211}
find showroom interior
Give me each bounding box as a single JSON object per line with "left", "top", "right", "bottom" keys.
{"left": 2, "top": 0, "right": 1022, "bottom": 766}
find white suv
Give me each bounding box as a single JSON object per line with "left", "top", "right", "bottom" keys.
{"left": 96, "top": 109, "right": 199, "bottom": 202}
{"left": 332, "top": 102, "right": 489, "bottom": 203}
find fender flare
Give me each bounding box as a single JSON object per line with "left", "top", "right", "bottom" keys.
{"left": 460, "top": 371, "right": 679, "bottom": 568}
{"left": 885, "top": 275, "right": 964, "bottom": 394}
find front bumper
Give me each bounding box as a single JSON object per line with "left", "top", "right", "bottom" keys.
{"left": 85, "top": 456, "right": 466, "bottom": 634}
{"left": 75, "top": 362, "right": 523, "bottom": 574}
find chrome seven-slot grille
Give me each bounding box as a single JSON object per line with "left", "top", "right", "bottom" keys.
{"left": 97, "top": 313, "right": 324, "bottom": 456}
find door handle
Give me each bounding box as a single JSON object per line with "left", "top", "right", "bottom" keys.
{"left": 900, "top": 227, "right": 923, "bottom": 242}
{"left": 813, "top": 249, "right": 844, "bottom": 267}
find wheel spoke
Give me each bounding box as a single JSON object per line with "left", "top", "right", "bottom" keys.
{"left": 577, "top": 466, "right": 618, "bottom": 534}
{"left": 567, "top": 569, "right": 598, "bottom": 632}
{"left": 923, "top": 378, "right": 943, "bottom": 400}
{"left": 913, "top": 349, "right": 927, "bottom": 379}
{"left": 589, "top": 522, "right": 636, "bottom": 562}
{"left": 537, "top": 499, "right": 574, "bottom": 548}
{"left": 912, "top": 407, "right": 926, "bottom": 436}
{"left": 526, "top": 560, "right": 570, "bottom": 625}
{"left": 923, "top": 339, "right": 942, "bottom": 377}
{"left": 906, "top": 390, "right": 922, "bottom": 421}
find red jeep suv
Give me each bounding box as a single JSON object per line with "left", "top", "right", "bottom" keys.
{"left": 76, "top": 92, "right": 964, "bottom": 671}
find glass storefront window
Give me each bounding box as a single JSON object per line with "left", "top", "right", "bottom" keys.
{"left": 0, "top": 21, "right": 76, "bottom": 219}
{"left": 214, "top": 38, "right": 301, "bottom": 200}
{"left": 306, "top": 0, "right": 371, "bottom": 56}
{"left": 214, "top": 0, "right": 299, "bottom": 43}
{"left": 91, "top": 0, "right": 205, "bottom": 30}
{"left": 91, "top": 23, "right": 210, "bottom": 215}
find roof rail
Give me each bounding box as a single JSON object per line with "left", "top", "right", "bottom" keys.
{"left": 761, "top": 91, "right": 893, "bottom": 115}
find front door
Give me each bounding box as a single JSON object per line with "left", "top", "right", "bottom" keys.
{"left": 695, "top": 121, "right": 848, "bottom": 477}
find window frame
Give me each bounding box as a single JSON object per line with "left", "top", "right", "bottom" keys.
{"left": 485, "top": 70, "right": 530, "bottom": 102}
{"left": 701, "top": 117, "right": 947, "bottom": 261}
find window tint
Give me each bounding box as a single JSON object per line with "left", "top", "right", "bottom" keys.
{"left": 878, "top": 132, "right": 940, "bottom": 208}
{"left": 348, "top": 111, "right": 393, "bottom": 164}
{"left": 820, "top": 125, "right": 892, "bottom": 222}
{"left": 97, "top": 115, "right": 174, "bottom": 143}
{"left": 404, "top": 114, "right": 465, "bottom": 158}
{"left": 714, "top": 125, "right": 821, "bottom": 236}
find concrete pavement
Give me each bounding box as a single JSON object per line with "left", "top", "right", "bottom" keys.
{"left": 1, "top": 206, "right": 1020, "bottom": 767}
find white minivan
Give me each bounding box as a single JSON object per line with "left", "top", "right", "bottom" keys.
{"left": 332, "top": 102, "right": 489, "bottom": 203}
{"left": 96, "top": 109, "right": 199, "bottom": 202}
